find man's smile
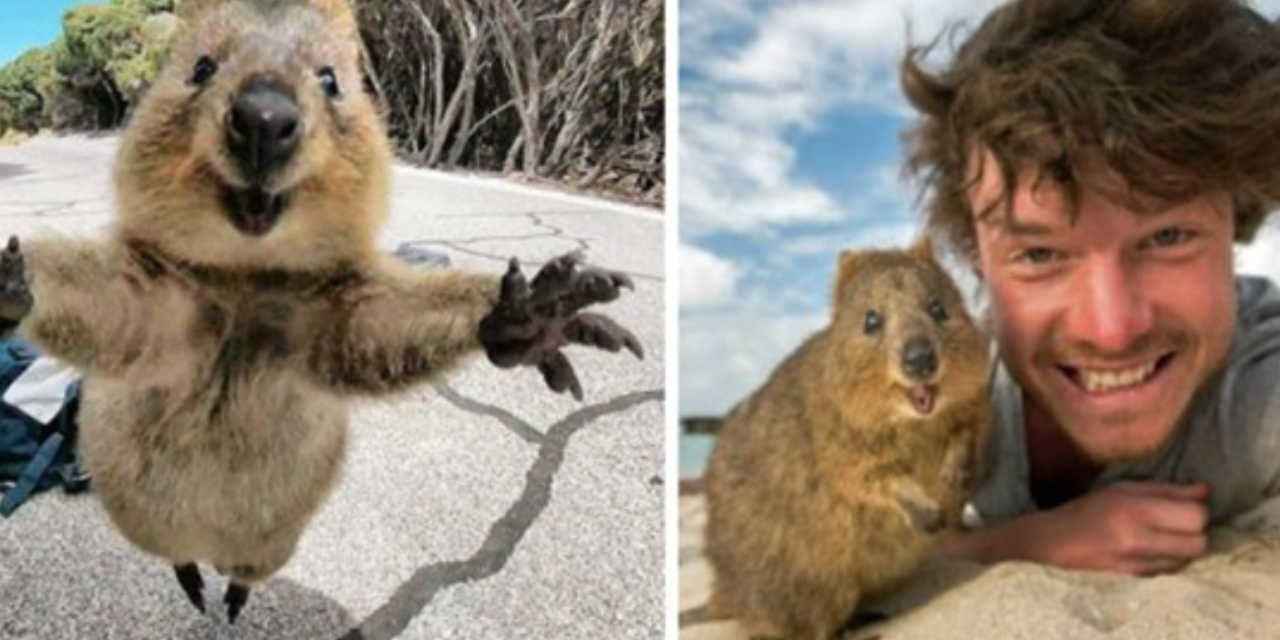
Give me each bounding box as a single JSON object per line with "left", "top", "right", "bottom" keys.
{"left": 1057, "top": 352, "right": 1177, "bottom": 394}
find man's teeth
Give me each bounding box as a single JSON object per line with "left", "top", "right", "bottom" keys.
{"left": 1076, "top": 361, "right": 1158, "bottom": 393}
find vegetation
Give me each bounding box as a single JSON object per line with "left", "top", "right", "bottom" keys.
{"left": 0, "top": 0, "right": 664, "bottom": 204}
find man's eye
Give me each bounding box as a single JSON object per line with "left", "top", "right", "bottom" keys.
{"left": 1015, "top": 247, "right": 1060, "bottom": 264}
{"left": 1146, "top": 227, "right": 1195, "bottom": 248}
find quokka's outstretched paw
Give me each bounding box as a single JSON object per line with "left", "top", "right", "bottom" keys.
{"left": 530, "top": 251, "right": 635, "bottom": 315}
{"left": 477, "top": 253, "right": 643, "bottom": 400}
{"left": 0, "top": 235, "right": 32, "bottom": 327}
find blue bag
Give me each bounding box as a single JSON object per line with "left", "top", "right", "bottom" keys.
{"left": 0, "top": 339, "right": 88, "bottom": 517}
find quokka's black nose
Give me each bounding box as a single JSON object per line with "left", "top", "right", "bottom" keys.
{"left": 226, "top": 80, "right": 301, "bottom": 184}
{"left": 902, "top": 336, "right": 938, "bottom": 380}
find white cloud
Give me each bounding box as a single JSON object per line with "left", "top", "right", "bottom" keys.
{"left": 680, "top": 244, "right": 741, "bottom": 309}
{"left": 679, "top": 307, "right": 828, "bottom": 416}
{"left": 680, "top": 0, "right": 1002, "bottom": 240}
{"left": 709, "top": 0, "right": 991, "bottom": 109}
{"left": 776, "top": 220, "right": 919, "bottom": 259}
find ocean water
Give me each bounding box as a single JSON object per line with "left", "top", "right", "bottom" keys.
{"left": 679, "top": 432, "right": 716, "bottom": 478}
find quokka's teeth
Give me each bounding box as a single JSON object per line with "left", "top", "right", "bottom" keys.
{"left": 1076, "top": 360, "right": 1158, "bottom": 393}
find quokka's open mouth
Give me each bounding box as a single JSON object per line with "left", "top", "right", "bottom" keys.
{"left": 220, "top": 183, "right": 290, "bottom": 236}
{"left": 906, "top": 384, "right": 936, "bottom": 416}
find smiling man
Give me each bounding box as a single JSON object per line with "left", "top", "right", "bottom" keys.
{"left": 901, "top": 0, "right": 1280, "bottom": 575}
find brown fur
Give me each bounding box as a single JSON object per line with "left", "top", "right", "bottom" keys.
{"left": 17, "top": 0, "right": 500, "bottom": 591}
{"left": 703, "top": 239, "right": 989, "bottom": 640}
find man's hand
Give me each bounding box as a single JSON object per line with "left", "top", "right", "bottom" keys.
{"left": 477, "top": 252, "right": 643, "bottom": 400}
{"left": 938, "top": 482, "right": 1209, "bottom": 575}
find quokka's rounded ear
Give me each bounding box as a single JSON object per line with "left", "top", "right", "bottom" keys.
{"left": 832, "top": 250, "right": 861, "bottom": 310}
{"left": 910, "top": 234, "right": 936, "bottom": 261}
{"left": 836, "top": 249, "right": 860, "bottom": 280}
{"left": 313, "top": 0, "right": 359, "bottom": 38}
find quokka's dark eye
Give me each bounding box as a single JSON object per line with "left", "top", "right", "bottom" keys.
{"left": 191, "top": 55, "right": 218, "bottom": 86}
{"left": 317, "top": 66, "right": 341, "bottom": 98}
{"left": 928, "top": 299, "right": 948, "bottom": 323}
{"left": 864, "top": 310, "right": 883, "bottom": 335}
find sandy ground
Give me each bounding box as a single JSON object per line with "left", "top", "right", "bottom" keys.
{"left": 679, "top": 494, "right": 1280, "bottom": 640}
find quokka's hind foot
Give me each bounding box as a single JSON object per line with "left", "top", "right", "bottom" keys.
{"left": 839, "top": 608, "right": 890, "bottom": 639}
{"left": 224, "top": 582, "right": 251, "bottom": 623}
{"left": 173, "top": 563, "right": 206, "bottom": 614}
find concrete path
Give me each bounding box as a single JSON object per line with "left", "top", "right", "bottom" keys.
{"left": 0, "top": 135, "right": 665, "bottom": 640}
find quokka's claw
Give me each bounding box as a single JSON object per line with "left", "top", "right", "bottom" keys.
{"left": 224, "top": 583, "right": 251, "bottom": 624}
{"left": 565, "top": 313, "right": 644, "bottom": 360}
{"left": 499, "top": 258, "right": 530, "bottom": 305}
{"left": 0, "top": 234, "right": 31, "bottom": 323}
{"left": 173, "top": 563, "right": 206, "bottom": 614}
{"left": 538, "top": 351, "right": 583, "bottom": 401}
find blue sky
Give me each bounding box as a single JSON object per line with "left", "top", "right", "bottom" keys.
{"left": 679, "top": 0, "right": 1280, "bottom": 418}
{"left": 0, "top": 1, "right": 84, "bottom": 66}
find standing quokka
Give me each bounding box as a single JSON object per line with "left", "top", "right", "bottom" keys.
{"left": 703, "top": 239, "right": 988, "bottom": 640}
{"left": 0, "top": 0, "right": 642, "bottom": 623}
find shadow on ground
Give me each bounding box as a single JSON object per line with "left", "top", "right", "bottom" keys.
{"left": 0, "top": 527, "right": 357, "bottom": 640}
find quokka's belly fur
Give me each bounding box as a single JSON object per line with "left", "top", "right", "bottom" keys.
{"left": 79, "top": 377, "right": 348, "bottom": 562}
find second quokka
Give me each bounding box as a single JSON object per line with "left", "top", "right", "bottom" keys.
{"left": 703, "top": 238, "right": 989, "bottom": 640}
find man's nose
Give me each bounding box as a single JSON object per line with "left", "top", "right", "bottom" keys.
{"left": 1063, "top": 256, "right": 1155, "bottom": 354}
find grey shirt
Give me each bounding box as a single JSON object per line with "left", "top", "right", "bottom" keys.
{"left": 969, "top": 276, "right": 1280, "bottom": 526}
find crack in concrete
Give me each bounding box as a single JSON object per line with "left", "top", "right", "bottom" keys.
{"left": 0, "top": 172, "right": 100, "bottom": 186}
{"left": 0, "top": 200, "right": 77, "bottom": 210}
{"left": 6, "top": 177, "right": 99, "bottom": 187}
{"left": 432, "top": 211, "right": 600, "bottom": 219}
{"left": 398, "top": 212, "right": 580, "bottom": 249}
{"left": 396, "top": 213, "right": 662, "bottom": 281}
{"left": 399, "top": 231, "right": 559, "bottom": 247}
{"left": 336, "top": 388, "right": 664, "bottom": 640}
{"left": 398, "top": 240, "right": 663, "bottom": 283}
{"left": 530, "top": 212, "right": 591, "bottom": 253}
{"left": 432, "top": 382, "right": 545, "bottom": 446}
{"left": 0, "top": 202, "right": 111, "bottom": 220}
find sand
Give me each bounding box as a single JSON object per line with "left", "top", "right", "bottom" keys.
{"left": 679, "top": 494, "right": 1280, "bottom": 640}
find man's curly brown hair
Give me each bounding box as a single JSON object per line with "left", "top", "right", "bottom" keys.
{"left": 902, "top": 0, "right": 1280, "bottom": 264}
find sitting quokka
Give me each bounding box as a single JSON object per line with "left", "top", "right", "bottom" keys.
{"left": 703, "top": 238, "right": 989, "bottom": 640}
